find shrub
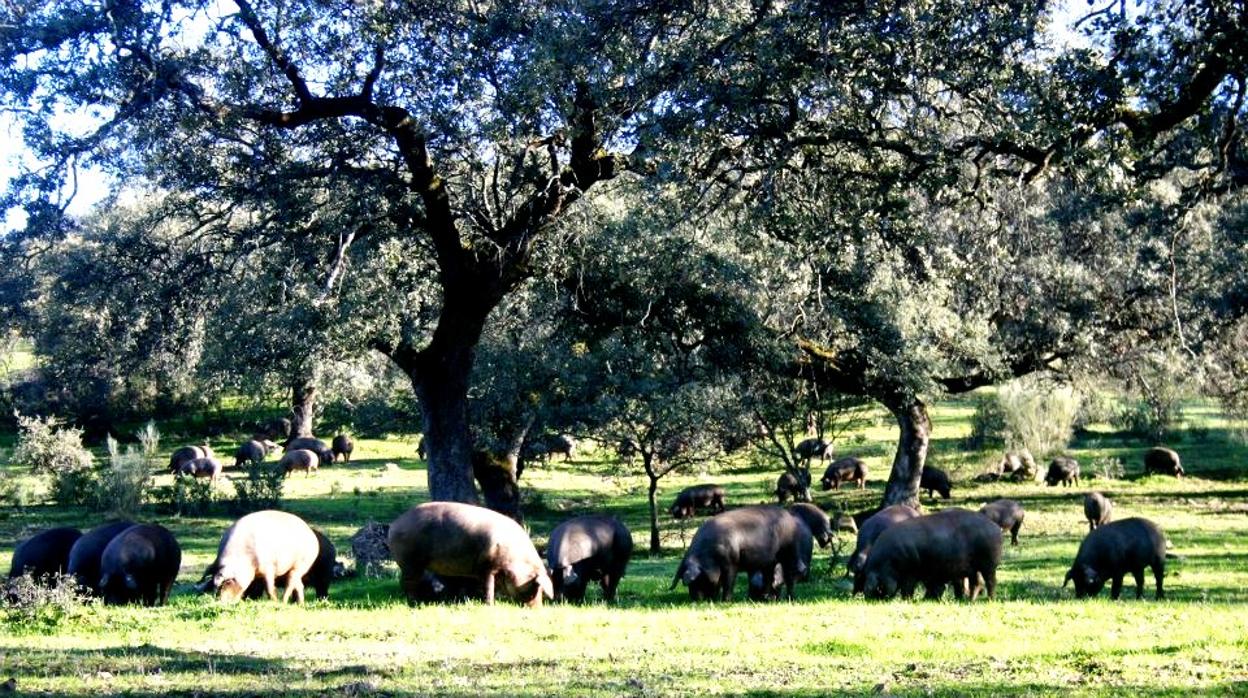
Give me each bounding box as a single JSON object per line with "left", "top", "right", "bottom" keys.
{"left": 231, "top": 460, "right": 284, "bottom": 513}
{"left": 964, "top": 394, "right": 1007, "bottom": 450}
{"left": 1090, "top": 456, "right": 1125, "bottom": 480}
{"left": 95, "top": 434, "right": 152, "bottom": 517}
{"left": 2, "top": 573, "right": 93, "bottom": 632}
{"left": 996, "top": 379, "right": 1082, "bottom": 458}
{"left": 12, "top": 414, "right": 94, "bottom": 474}
{"left": 170, "top": 476, "right": 217, "bottom": 516}
{"left": 1111, "top": 400, "right": 1181, "bottom": 444}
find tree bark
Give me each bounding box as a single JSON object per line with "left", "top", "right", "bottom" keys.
{"left": 289, "top": 376, "right": 318, "bottom": 439}
{"left": 881, "top": 398, "right": 931, "bottom": 508}
{"left": 647, "top": 468, "right": 662, "bottom": 554}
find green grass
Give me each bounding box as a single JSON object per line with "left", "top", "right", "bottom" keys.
{"left": 2, "top": 403, "right": 1248, "bottom": 696}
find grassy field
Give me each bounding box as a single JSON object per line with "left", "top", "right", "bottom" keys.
{"left": 1, "top": 401, "right": 1247, "bottom": 696}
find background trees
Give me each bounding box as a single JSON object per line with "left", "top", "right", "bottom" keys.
{"left": 3, "top": 1, "right": 1245, "bottom": 507}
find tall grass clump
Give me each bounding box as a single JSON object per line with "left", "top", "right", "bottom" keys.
{"left": 996, "top": 379, "right": 1082, "bottom": 458}
{"left": 11, "top": 413, "right": 95, "bottom": 506}
{"left": 96, "top": 432, "right": 153, "bottom": 517}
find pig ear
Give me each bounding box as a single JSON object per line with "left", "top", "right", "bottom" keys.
{"left": 124, "top": 574, "right": 138, "bottom": 590}
{"left": 1063, "top": 569, "right": 1073, "bottom": 587}
{"left": 669, "top": 561, "right": 686, "bottom": 590}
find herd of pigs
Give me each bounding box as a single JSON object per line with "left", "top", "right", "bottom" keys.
{"left": 4, "top": 436, "right": 1187, "bottom": 607}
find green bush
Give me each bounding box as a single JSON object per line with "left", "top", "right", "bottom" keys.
{"left": 997, "top": 380, "right": 1081, "bottom": 458}
{"left": 964, "top": 395, "right": 1006, "bottom": 450}
{"left": 231, "top": 460, "right": 284, "bottom": 513}
{"left": 168, "top": 476, "right": 217, "bottom": 516}
{"left": 1111, "top": 400, "right": 1181, "bottom": 444}
{"left": 11, "top": 414, "right": 97, "bottom": 505}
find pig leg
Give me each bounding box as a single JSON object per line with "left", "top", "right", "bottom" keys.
{"left": 1131, "top": 568, "right": 1146, "bottom": 600}
{"left": 283, "top": 577, "right": 304, "bottom": 604}
{"left": 1109, "top": 575, "right": 1124, "bottom": 600}
{"left": 980, "top": 569, "right": 996, "bottom": 600}
{"left": 1010, "top": 522, "right": 1021, "bottom": 546}
{"left": 1152, "top": 564, "right": 1165, "bottom": 600}
{"left": 262, "top": 572, "right": 279, "bottom": 602}
{"left": 484, "top": 572, "right": 496, "bottom": 605}
{"left": 720, "top": 565, "right": 737, "bottom": 602}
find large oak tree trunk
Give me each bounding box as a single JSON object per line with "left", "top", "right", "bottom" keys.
{"left": 647, "top": 471, "right": 662, "bottom": 554}
{"left": 290, "top": 377, "right": 318, "bottom": 439}
{"left": 881, "top": 398, "right": 931, "bottom": 508}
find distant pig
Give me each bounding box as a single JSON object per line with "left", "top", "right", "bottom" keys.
{"left": 670, "top": 506, "right": 805, "bottom": 602}
{"left": 67, "top": 520, "right": 135, "bottom": 594}
{"left": 978, "top": 499, "right": 1025, "bottom": 546}
{"left": 284, "top": 437, "right": 333, "bottom": 467}
{"left": 209, "top": 510, "right": 321, "bottom": 603}
{"left": 920, "top": 467, "right": 952, "bottom": 499}
{"left": 389, "top": 502, "right": 553, "bottom": 607}
{"left": 98, "top": 524, "right": 182, "bottom": 606}
{"left": 332, "top": 434, "right": 354, "bottom": 463}
{"left": 793, "top": 438, "right": 834, "bottom": 464}
{"left": 280, "top": 449, "right": 319, "bottom": 476}
{"left": 861, "top": 509, "right": 1002, "bottom": 601}
{"left": 545, "top": 515, "right": 634, "bottom": 603}
{"left": 1084, "top": 492, "right": 1113, "bottom": 531}
{"left": 1045, "top": 457, "right": 1080, "bottom": 487}
{"left": 775, "top": 471, "right": 811, "bottom": 504}
{"left": 8, "top": 527, "right": 82, "bottom": 582}
{"left": 179, "top": 457, "right": 223, "bottom": 481}
{"left": 1143, "top": 447, "right": 1184, "bottom": 478}
{"left": 669, "top": 484, "right": 726, "bottom": 519}
{"left": 234, "top": 439, "right": 278, "bottom": 468}
{"left": 849, "top": 505, "right": 920, "bottom": 591}
{"left": 1064, "top": 517, "right": 1166, "bottom": 600}
{"left": 820, "top": 457, "right": 867, "bottom": 490}
{"left": 168, "top": 444, "right": 213, "bottom": 473}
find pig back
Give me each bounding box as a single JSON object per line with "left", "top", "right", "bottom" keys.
{"left": 219, "top": 510, "right": 319, "bottom": 581}
{"left": 547, "top": 515, "right": 627, "bottom": 570}
{"left": 389, "top": 501, "right": 541, "bottom": 578}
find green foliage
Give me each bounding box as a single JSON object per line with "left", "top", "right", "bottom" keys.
{"left": 1, "top": 574, "right": 93, "bottom": 633}
{"left": 11, "top": 414, "right": 96, "bottom": 506}
{"left": 964, "top": 394, "right": 1007, "bottom": 450}
{"left": 231, "top": 460, "right": 284, "bottom": 513}
{"left": 165, "top": 476, "right": 217, "bottom": 517}
{"left": 11, "top": 414, "right": 93, "bottom": 476}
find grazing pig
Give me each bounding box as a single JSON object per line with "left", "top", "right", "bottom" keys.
{"left": 793, "top": 438, "right": 834, "bottom": 464}
{"left": 388, "top": 502, "right": 553, "bottom": 607}
{"left": 98, "top": 524, "right": 181, "bottom": 606}
{"left": 230, "top": 528, "right": 338, "bottom": 601}
{"left": 978, "top": 499, "right": 1025, "bottom": 546}
{"left": 775, "top": 470, "right": 811, "bottom": 504}
{"left": 209, "top": 510, "right": 321, "bottom": 603}
{"left": 920, "top": 466, "right": 952, "bottom": 499}
{"left": 547, "top": 434, "right": 576, "bottom": 461}
{"left": 615, "top": 439, "right": 638, "bottom": 464}
{"left": 1064, "top": 517, "right": 1166, "bottom": 600}
{"left": 262, "top": 417, "right": 292, "bottom": 440}
{"left": 820, "top": 457, "right": 868, "bottom": 490}
{"left": 67, "top": 520, "right": 136, "bottom": 594}
{"left": 1084, "top": 492, "right": 1113, "bottom": 531}
{"left": 788, "top": 503, "right": 832, "bottom": 548}
{"left": 1045, "top": 456, "right": 1080, "bottom": 487}
{"left": 168, "top": 444, "right": 213, "bottom": 473}
{"left": 669, "top": 506, "right": 805, "bottom": 602}
{"left": 861, "top": 509, "right": 1003, "bottom": 601}
{"left": 234, "top": 438, "right": 278, "bottom": 468}
{"left": 8, "top": 527, "right": 82, "bottom": 582}
{"left": 280, "top": 449, "right": 319, "bottom": 476}
{"left": 1143, "top": 447, "right": 1184, "bottom": 478}
{"left": 332, "top": 434, "right": 354, "bottom": 463}
{"left": 668, "top": 484, "right": 727, "bottom": 519}
{"left": 416, "top": 437, "right": 427, "bottom": 460}
{"left": 546, "top": 515, "right": 634, "bottom": 603}
{"left": 284, "top": 437, "right": 333, "bottom": 467}
{"left": 849, "top": 505, "right": 920, "bottom": 591}
{"left": 178, "top": 457, "right": 223, "bottom": 481}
